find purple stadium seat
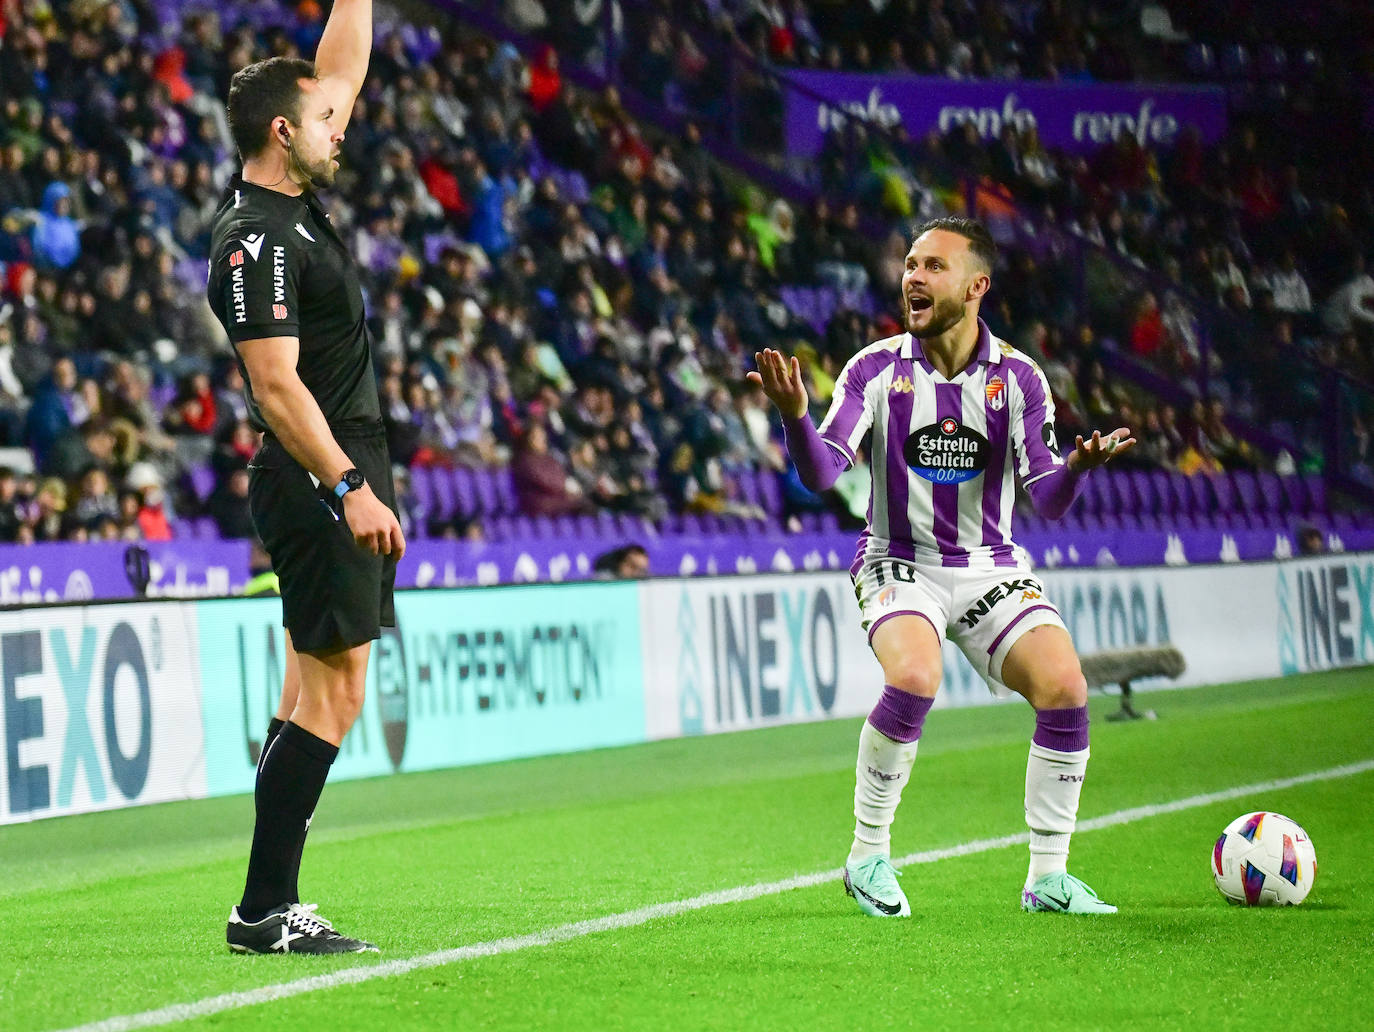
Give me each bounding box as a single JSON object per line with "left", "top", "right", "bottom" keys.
{"left": 1077, "top": 474, "right": 1104, "bottom": 517}
{"left": 1149, "top": 471, "right": 1178, "bottom": 516}
{"left": 552, "top": 515, "right": 576, "bottom": 537}
{"left": 595, "top": 511, "right": 618, "bottom": 536}
{"left": 1229, "top": 470, "right": 1262, "bottom": 517}
{"left": 1257, "top": 45, "right": 1288, "bottom": 79}
{"left": 1208, "top": 474, "right": 1237, "bottom": 514}
{"left": 532, "top": 515, "right": 555, "bottom": 537}
{"left": 1107, "top": 473, "right": 1135, "bottom": 515}
{"left": 1188, "top": 474, "right": 1218, "bottom": 517}
{"left": 1255, "top": 473, "right": 1284, "bottom": 514}
{"left": 470, "top": 468, "right": 501, "bottom": 514}
{"left": 1302, "top": 474, "right": 1328, "bottom": 515}
{"left": 817, "top": 512, "right": 840, "bottom": 533}
{"left": 1278, "top": 476, "right": 1307, "bottom": 516}
{"left": 511, "top": 515, "right": 536, "bottom": 539}
{"left": 1184, "top": 43, "right": 1216, "bottom": 77}
{"left": 450, "top": 467, "right": 476, "bottom": 516}
{"left": 408, "top": 464, "right": 434, "bottom": 509}
{"left": 494, "top": 468, "right": 518, "bottom": 515}
{"left": 428, "top": 467, "right": 455, "bottom": 520}
{"left": 736, "top": 468, "right": 762, "bottom": 509}
{"left": 1219, "top": 43, "right": 1251, "bottom": 78}
{"left": 487, "top": 515, "right": 516, "bottom": 540}
{"left": 1129, "top": 471, "right": 1157, "bottom": 516}
{"left": 757, "top": 471, "right": 783, "bottom": 515}
{"left": 1093, "top": 475, "right": 1115, "bottom": 516}
{"left": 189, "top": 464, "right": 215, "bottom": 503}
{"left": 194, "top": 516, "right": 218, "bottom": 539}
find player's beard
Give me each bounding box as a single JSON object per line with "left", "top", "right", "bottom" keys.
{"left": 907, "top": 293, "right": 966, "bottom": 339}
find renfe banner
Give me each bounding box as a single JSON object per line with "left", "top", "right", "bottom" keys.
{"left": 783, "top": 70, "right": 1229, "bottom": 157}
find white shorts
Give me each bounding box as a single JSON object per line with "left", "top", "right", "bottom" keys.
{"left": 854, "top": 558, "right": 1067, "bottom": 698}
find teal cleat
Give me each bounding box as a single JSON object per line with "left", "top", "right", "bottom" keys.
{"left": 1021, "top": 872, "right": 1118, "bottom": 914}
{"left": 843, "top": 855, "right": 911, "bottom": 917}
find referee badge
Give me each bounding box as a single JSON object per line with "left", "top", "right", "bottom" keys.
{"left": 985, "top": 375, "right": 1006, "bottom": 412}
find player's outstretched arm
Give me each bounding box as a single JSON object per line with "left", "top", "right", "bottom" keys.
{"left": 1067, "top": 428, "right": 1137, "bottom": 473}
{"left": 747, "top": 348, "right": 809, "bottom": 420}
{"left": 314, "top": 0, "right": 372, "bottom": 131}
{"left": 748, "top": 348, "right": 848, "bottom": 491}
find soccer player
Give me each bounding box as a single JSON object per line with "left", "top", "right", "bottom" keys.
{"left": 749, "top": 217, "right": 1134, "bottom": 917}
{"left": 206, "top": 0, "right": 406, "bottom": 953}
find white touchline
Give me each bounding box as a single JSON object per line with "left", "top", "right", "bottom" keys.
{"left": 56, "top": 758, "right": 1374, "bottom": 1032}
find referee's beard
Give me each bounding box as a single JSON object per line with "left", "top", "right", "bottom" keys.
{"left": 287, "top": 139, "right": 337, "bottom": 190}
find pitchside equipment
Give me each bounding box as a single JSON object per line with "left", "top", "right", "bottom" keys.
{"left": 1212, "top": 811, "right": 1317, "bottom": 906}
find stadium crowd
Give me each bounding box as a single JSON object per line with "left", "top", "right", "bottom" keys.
{"left": 0, "top": 0, "right": 1366, "bottom": 548}
{"left": 587, "top": 0, "right": 1373, "bottom": 451}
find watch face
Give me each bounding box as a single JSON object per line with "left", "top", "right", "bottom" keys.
{"left": 344, "top": 469, "right": 365, "bottom": 491}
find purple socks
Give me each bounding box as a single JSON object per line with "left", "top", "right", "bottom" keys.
{"left": 867, "top": 685, "right": 935, "bottom": 744}
{"left": 1033, "top": 705, "right": 1089, "bottom": 753}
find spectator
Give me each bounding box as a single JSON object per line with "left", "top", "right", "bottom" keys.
{"left": 206, "top": 463, "right": 255, "bottom": 539}
{"left": 28, "top": 182, "right": 82, "bottom": 270}
{"left": 1252, "top": 251, "right": 1313, "bottom": 316}
{"left": 126, "top": 464, "right": 174, "bottom": 541}
{"left": 1323, "top": 255, "right": 1374, "bottom": 338}
{"left": 511, "top": 422, "right": 589, "bottom": 516}
{"left": 71, "top": 465, "right": 119, "bottom": 526}
{"left": 1296, "top": 525, "right": 1326, "bottom": 556}
{"left": 0, "top": 467, "right": 24, "bottom": 541}
{"left": 592, "top": 542, "right": 650, "bottom": 579}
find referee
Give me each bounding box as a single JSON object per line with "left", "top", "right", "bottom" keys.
{"left": 207, "top": 0, "right": 404, "bottom": 954}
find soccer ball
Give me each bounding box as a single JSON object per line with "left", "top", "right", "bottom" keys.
{"left": 1212, "top": 811, "right": 1317, "bottom": 906}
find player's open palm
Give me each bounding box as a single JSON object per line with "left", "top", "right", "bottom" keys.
{"left": 748, "top": 348, "right": 809, "bottom": 420}
{"left": 1071, "top": 428, "right": 1137, "bottom": 472}
{"left": 343, "top": 489, "right": 407, "bottom": 559}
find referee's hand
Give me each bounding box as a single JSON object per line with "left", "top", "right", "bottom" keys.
{"left": 342, "top": 487, "right": 406, "bottom": 559}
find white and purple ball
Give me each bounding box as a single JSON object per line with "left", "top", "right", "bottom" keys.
{"left": 1212, "top": 811, "right": 1317, "bottom": 906}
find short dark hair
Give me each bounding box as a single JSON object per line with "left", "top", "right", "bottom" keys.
{"left": 227, "top": 57, "right": 317, "bottom": 160}
{"left": 913, "top": 216, "right": 997, "bottom": 274}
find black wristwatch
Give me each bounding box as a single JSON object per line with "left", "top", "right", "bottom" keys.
{"left": 333, "top": 468, "right": 366, "bottom": 499}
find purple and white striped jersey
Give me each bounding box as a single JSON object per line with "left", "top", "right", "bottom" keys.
{"left": 817, "top": 319, "right": 1064, "bottom": 574}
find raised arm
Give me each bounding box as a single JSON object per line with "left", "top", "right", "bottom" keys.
{"left": 749, "top": 347, "right": 852, "bottom": 492}
{"left": 313, "top": 0, "right": 372, "bottom": 132}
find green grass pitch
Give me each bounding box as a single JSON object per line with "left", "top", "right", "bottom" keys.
{"left": 3, "top": 668, "right": 1372, "bottom": 1031}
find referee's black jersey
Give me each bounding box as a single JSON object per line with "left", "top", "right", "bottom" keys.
{"left": 207, "top": 175, "right": 380, "bottom": 432}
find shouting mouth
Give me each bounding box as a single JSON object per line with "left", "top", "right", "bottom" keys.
{"left": 908, "top": 294, "right": 933, "bottom": 315}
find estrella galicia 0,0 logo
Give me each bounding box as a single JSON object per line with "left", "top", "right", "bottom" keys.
{"left": 904, "top": 420, "right": 989, "bottom": 483}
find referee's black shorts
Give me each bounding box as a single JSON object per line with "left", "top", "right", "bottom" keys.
{"left": 249, "top": 422, "right": 397, "bottom": 653}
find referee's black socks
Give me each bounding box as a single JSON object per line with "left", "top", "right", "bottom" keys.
{"left": 256, "top": 717, "right": 286, "bottom": 781}
{"left": 239, "top": 720, "right": 339, "bottom": 923}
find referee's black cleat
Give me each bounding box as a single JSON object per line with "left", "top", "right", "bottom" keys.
{"left": 226, "top": 903, "right": 380, "bottom": 954}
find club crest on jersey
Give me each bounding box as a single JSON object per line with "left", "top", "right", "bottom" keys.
{"left": 904, "top": 419, "right": 989, "bottom": 484}
{"left": 985, "top": 375, "right": 1005, "bottom": 411}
